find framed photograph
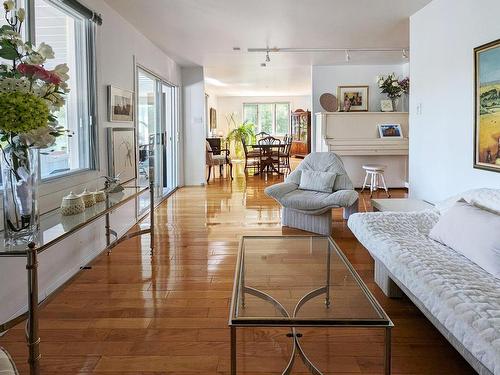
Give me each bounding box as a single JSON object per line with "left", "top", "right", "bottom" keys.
{"left": 210, "top": 107, "right": 217, "bottom": 130}
{"left": 378, "top": 124, "right": 403, "bottom": 138}
{"left": 380, "top": 99, "right": 393, "bottom": 112}
{"left": 108, "top": 85, "right": 134, "bottom": 122}
{"left": 108, "top": 127, "right": 137, "bottom": 184}
{"left": 337, "top": 85, "right": 369, "bottom": 111}
{"left": 474, "top": 38, "right": 500, "bottom": 172}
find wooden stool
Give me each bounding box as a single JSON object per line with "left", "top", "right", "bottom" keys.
{"left": 361, "top": 164, "right": 390, "bottom": 198}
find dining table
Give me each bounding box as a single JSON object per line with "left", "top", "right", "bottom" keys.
{"left": 249, "top": 143, "right": 284, "bottom": 176}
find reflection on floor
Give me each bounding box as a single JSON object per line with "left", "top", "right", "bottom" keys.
{"left": 0, "top": 161, "right": 474, "bottom": 374}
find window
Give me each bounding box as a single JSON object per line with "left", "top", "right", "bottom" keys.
{"left": 34, "top": 0, "right": 96, "bottom": 179}
{"left": 243, "top": 103, "right": 290, "bottom": 135}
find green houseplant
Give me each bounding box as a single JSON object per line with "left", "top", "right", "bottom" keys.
{"left": 225, "top": 114, "right": 256, "bottom": 159}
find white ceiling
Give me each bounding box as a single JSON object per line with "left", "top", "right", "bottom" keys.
{"left": 104, "top": 0, "right": 432, "bottom": 96}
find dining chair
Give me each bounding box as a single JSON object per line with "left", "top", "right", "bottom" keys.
{"left": 258, "top": 136, "right": 282, "bottom": 174}
{"left": 255, "top": 131, "right": 270, "bottom": 140}
{"left": 280, "top": 136, "right": 292, "bottom": 174}
{"left": 241, "top": 137, "right": 260, "bottom": 173}
{"left": 206, "top": 141, "right": 233, "bottom": 183}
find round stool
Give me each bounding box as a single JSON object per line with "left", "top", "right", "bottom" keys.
{"left": 361, "top": 164, "right": 390, "bottom": 197}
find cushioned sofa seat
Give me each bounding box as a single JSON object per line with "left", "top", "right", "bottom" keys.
{"left": 348, "top": 210, "right": 500, "bottom": 375}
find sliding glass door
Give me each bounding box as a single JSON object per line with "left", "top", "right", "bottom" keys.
{"left": 137, "top": 68, "right": 179, "bottom": 212}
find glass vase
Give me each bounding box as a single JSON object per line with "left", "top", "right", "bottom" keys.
{"left": 391, "top": 98, "right": 399, "bottom": 112}
{"left": 1, "top": 147, "right": 39, "bottom": 246}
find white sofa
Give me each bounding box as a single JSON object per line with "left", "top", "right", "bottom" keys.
{"left": 348, "top": 189, "right": 500, "bottom": 375}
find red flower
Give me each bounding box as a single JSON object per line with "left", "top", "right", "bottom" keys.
{"left": 17, "top": 63, "right": 61, "bottom": 85}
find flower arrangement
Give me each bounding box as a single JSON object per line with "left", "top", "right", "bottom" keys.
{"left": 0, "top": 0, "right": 69, "bottom": 152}
{"left": 376, "top": 74, "right": 410, "bottom": 99}
{"left": 376, "top": 74, "right": 403, "bottom": 99}
{"left": 0, "top": 0, "right": 70, "bottom": 244}
{"left": 399, "top": 77, "right": 410, "bottom": 95}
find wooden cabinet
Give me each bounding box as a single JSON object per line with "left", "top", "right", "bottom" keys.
{"left": 290, "top": 109, "right": 311, "bottom": 158}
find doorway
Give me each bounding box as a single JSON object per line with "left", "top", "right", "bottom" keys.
{"left": 137, "top": 68, "right": 179, "bottom": 212}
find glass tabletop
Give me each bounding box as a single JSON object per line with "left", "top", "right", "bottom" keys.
{"left": 0, "top": 186, "right": 148, "bottom": 256}
{"left": 230, "top": 236, "right": 392, "bottom": 327}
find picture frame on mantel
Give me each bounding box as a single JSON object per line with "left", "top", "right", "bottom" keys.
{"left": 474, "top": 38, "right": 500, "bottom": 173}
{"left": 337, "top": 85, "right": 369, "bottom": 112}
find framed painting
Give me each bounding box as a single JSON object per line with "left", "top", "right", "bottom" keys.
{"left": 108, "top": 85, "right": 134, "bottom": 122}
{"left": 338, "top": 85, "right": 369, "bottom": 112}
{"left": 107, "top": 127, "right": 137, "bottom": 184}
{"left": 378, "top": 124, "right": 403, "bottom": 138}
{"left": 474, "top": 38, "right": 500, "bottom": 172}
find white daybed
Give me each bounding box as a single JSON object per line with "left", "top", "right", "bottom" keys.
{"left": 348, "top": 189, "right": 500, "bottom": 375}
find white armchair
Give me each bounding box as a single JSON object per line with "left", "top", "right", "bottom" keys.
{"left": 265, "top": 152, "right": 359, "bottom": 235}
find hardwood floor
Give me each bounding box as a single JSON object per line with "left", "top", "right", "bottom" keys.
{"left": 0, "top": 162, "right": 475, "bottom": 374}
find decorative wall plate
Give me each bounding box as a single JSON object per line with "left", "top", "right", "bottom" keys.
{"left": 319, "top": 93, "right": 338, "bottom": 112}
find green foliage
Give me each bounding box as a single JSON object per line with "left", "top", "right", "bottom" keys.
{"left": 226, "top": 121, "right": 256, "bottom": 145}
{"left": 0, "top": 91, "right": 50, "bottom": 133}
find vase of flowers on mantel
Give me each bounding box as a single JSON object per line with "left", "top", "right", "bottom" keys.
{"left": 0, "top": 0, "right": 70, "bottom": 246}
{"left": 377, "top": 74, "right": 409, "bottom": 112}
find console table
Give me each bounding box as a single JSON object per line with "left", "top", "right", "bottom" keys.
{"left": 0, "top": 181, "right": 155, "bottom": 375}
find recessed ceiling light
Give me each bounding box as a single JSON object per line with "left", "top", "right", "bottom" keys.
{"left": 233, "top": 47, "right": 240, "bottom": 51}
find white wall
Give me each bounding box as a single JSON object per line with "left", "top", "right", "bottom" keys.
{"left": 1, "top": 0, "right": 182, "bottom": 324}
{"left": 182, "top": 67, "right": 206, "bottom": 186}
{"left": 312, "top": 64, "right": 407, "bottom": 151}
{"left": 216, "top": 95, "right": 312, "bottom": 136}
{"left": 409, "top": 0, "right": 500, "bottom": 203}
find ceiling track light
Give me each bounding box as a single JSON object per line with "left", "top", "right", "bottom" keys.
{"left": 345, "top": 50, "right": 350, "bottom": 63}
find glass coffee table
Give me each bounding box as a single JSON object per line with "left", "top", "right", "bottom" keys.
{"left": 229, "top": 236, "right": 393, "bottom": 374}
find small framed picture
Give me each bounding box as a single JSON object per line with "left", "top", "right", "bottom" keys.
{"left": 107, "top": 127, "right": 137, "bottom": 183}
{"left": 108, "top": 85, "right": 134, "bottom": 122}
{"left": 378, "top": 124, "right": 403, "bottom": 138}
{"left": 337, "top": 85, "right": 369, "bottom": 111}
{"left": 380, "top": 99, "right": 393, "bottom": 112}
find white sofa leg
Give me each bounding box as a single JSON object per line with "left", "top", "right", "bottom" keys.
{"left": 282, "top": 208, "right": 332, "bottom": 235}
{"left": 343, "top": 199, "right": 359, "bottom": 220}
{"left": 374, "top": 259, "right": 403, "bottom": 298}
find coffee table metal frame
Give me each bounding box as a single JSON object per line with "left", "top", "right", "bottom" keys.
{"left": 229, "top": 235, "right": 393, "bottom": 375}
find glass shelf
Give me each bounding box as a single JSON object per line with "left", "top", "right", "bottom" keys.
{"left": 0, "top": 186, "right": 148, "bottom": 256}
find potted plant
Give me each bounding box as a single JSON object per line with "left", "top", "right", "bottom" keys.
{"left": 0, "top": 0, "right": 69, "bottom": 245}
{"left": 225, "top": 114, "right": 256, "bottom": 159}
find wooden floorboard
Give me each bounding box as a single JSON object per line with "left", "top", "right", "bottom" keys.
{"left": 0, "top": 162, "right": 475, "bottom": 374}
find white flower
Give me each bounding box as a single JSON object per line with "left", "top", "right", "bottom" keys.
{"left": 0, "top": 77, "right": 31, "bottom": 93}
{"left": 16, "top": 8, "right": 25, "bottom": 22}
{"left": 392, "top": 81, "right": 399, "bottom": 87}
{"left": 3, "top": 0, "right": 14, "bottom": 11}
{"left": 25, "top": 52, "right": 45, "bottom": 64}
{"left": 37, "top": 42, "right": 54, "bottom": 59}
{"left": 19, "top": 126, "right": 57, "bottom": 149}
{"left": 52, "top": 63, "right": 69, "bottom": 82}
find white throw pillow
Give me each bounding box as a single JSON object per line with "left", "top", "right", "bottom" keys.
{"left": 429, "top": 200, "right": 500, "bottom": 278}
{"left": 434, "top": 188, "right": 500, "bottom": 214}
{"left": 298, "top": 170, "right": 336, "bottom": 193}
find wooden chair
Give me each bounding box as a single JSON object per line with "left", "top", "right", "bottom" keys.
{"left": 258, "top": 136, "right": 281, "bottom": 174}
{"left": 241, "top": 137, "right": 260, "bottom": 173}
{"left": 279, "top": 135, "right": 292, "bottom": 173}
{"left": 255, "top": 131, "right": 270, "bottom": 140}
{"left": 206, "top": 141, "right": 233, "bottom": 183}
